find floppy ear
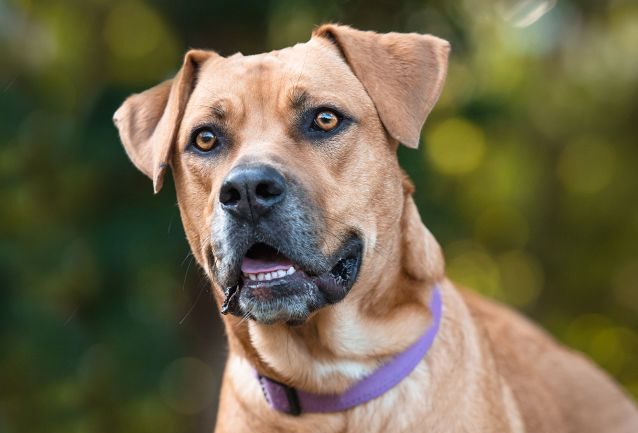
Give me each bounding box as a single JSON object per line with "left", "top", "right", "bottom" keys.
{"left": 113, "top": 49, "right": 216, "bottom": 193}
{"left": 313, "top": 24, "right": 450, "bottom": 149}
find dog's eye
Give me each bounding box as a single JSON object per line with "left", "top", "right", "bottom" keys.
{"left": 193, "top": 129, "right": 218, "bottom": 152}
{"left": 313, "top": 110, "right": 340, "bottom": 132}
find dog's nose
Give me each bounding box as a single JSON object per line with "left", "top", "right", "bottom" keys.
{"left": 219, "top": 165, "right": 286, "bottom": 221}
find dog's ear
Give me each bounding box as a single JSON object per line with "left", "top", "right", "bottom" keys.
{"left": 113, "top": 49, "right": 216, "bottom": 193}
{"left": 313, "top": 24, "right": 450, "bottom": 149}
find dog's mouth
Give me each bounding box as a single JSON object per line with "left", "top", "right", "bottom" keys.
{"left": 221, "top": 235, "right": 363, "bottom": 325}
{"left": 241, "top": 243, "right": 298, "bottom": 282}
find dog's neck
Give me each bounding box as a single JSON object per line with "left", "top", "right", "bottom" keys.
{"left": 219, "top": 194, "right": 446, "bottom": 394}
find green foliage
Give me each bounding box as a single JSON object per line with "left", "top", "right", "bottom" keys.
{"left": 1, "top": 0, "right": 637, "bottom": 431}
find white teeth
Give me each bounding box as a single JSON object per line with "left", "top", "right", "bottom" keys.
{"left": 244, "top": 267, "right": 297, "bottom": 282}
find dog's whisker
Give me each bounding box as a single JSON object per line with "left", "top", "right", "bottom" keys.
{"left": 181, "top": 251, "right": 194, "bottom": 266}
{"left": 167, "top": 214, "right": 175, "bottom": 234}
{"left": 178, "top": 280, "right": 207, "bottom": 325}
{"left": 181, "top": 255, "right": 195, "bottom": 292}
{"left": 238, "top": 310, "right": 252, "bottom": 325}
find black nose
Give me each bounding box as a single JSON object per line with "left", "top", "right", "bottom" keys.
{"left": 219, "top": 165, "right": 286, "bottom": 221}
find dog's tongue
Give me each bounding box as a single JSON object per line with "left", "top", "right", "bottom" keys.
{"left": 241, "top": 257, "right": 293, "bottom": 273}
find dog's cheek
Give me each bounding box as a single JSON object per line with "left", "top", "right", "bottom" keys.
{"left": 173, "top": 158, "right": 219, "bottom": 267}
{"left": 334, "top": 137, "right": 402, "bottom": 236}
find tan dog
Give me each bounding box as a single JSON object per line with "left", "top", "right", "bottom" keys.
{"left": 114, "top": 24, "right": 638, "bottom": 432}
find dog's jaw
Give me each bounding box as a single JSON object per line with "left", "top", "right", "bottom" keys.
{"left": 215, "top": 234, "right": 364, "bottom": 325}
{"left": 228, "top": 195, "right": 445, "bottom": 394}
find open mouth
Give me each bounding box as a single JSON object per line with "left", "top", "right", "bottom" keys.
{"left": 221, "top": 235, "right": 363, "bottom": 324}
{"left": 241, "top": 243, "right": 297, "bottom": 282}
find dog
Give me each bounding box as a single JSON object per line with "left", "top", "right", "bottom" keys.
{"left": 113, "top": 24, "right": 638, "bottom": 432}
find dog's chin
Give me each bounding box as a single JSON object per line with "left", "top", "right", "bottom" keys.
{"left": 218, "top": 235, "right": 363, "bottom": 325}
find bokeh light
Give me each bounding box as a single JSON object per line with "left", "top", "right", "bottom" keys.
{"left": 446, "top": 241, "right": 501, "bottom": 298}
{"left": 497, "top": 0, "right": 557, "bottom": 28}
{"left": 496, "top": 250, "right": 543, "bottom": 307}
{"left": 103, "top": 0, "right": 179, "bottom": 84}
{"left": 425, "top": 117, "right": 486, "bottom": 175}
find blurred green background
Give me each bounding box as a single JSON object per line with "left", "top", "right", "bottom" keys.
{"left": 1, "top": 0, "right": 637, "bottom": 431}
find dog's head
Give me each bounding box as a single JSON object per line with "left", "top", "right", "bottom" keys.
{"left": 114, "top": 25, "right": 449, "bottom": 325}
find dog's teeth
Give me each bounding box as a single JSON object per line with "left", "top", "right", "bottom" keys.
{"left": 247, "top": 269, "right": 292, "bottom": 282}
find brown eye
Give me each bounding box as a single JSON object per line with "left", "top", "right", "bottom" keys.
{"left": 194, "top": 129, "right": 217, "bottom": 152}
{"left": 314, "top": 110, "right": 340, "bottom": 131}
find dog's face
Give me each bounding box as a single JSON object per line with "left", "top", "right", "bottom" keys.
{"left": 174, "top": 42, "right": 385, "bottom": 324}
{"left": 114, "top": 25, "right": 449, "bottom": 325}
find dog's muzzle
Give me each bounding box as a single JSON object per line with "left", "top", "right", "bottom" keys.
{"left": 210, "top": 164, "right": 363, "bottom": 325}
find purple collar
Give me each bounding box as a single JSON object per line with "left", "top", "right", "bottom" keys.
{"left": 256, "top": 286, "right": 442, "bottom": 415}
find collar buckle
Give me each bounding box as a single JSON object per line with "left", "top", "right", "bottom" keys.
{"left": 258, "top": 375, "right": 302, "bottom": 416}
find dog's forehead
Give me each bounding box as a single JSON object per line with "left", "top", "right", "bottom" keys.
{"left": 191, "top": 39, "right": 369, "bottom": 110}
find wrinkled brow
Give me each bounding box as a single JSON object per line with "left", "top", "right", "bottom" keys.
{"left": 199, "top": 99, "right": 230, "bottom": 119}
{"left": 288, "top": 87, "right": 309, "bottom": 110}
